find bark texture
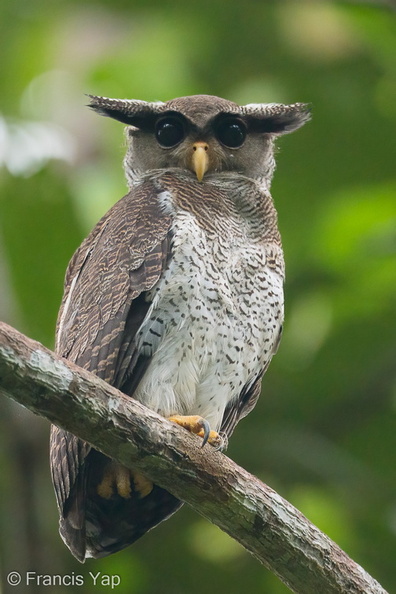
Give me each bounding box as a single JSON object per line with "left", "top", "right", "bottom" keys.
{"left": 0, "top": 321, "right": 388, "bottom": 594}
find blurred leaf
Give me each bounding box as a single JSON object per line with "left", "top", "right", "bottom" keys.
{"left": 0, "top": 1, "right": 395, "bottom": 591}
{"left": 289, "top": 485, "right": 358, "bottom": 553}
{"left": 0, "top": 167, "right": 82, "bottom": 346}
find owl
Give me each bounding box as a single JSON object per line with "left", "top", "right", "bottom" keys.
{"left": 50, "top": 94, "right": 310, "bottom": 561}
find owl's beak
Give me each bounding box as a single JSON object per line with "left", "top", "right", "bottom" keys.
{"left": 191, "top": 142, "right": 209, "bottom": 182}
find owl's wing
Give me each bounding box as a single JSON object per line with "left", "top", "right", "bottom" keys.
{"left": 49, "top": 425, "right": 91, "bottom": 557}
{"left": 56, "top": 181, "right": 171, "bottom": 382}
{"left": 50, "top": 181, "right": 181, "bottom": 561}
{"left": 220, "top": 374, "right": 263, "bottom": 439}
{"left": 220, "top": 323, "right": 283, "bottom": 439}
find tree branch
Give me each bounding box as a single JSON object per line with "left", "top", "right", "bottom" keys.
{"left": 0, "top": 321, "right": 387, "bottom": 594}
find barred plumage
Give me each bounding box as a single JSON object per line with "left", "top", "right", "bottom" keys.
{"left": 50, "top": 94, "right": 310, "bottom": 561}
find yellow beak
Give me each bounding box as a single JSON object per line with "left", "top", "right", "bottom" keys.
{"left": 192, "top": 142, "right": 209, "bottom": 182}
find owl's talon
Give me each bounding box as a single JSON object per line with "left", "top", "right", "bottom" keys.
{"left": 213, "top": 432, "right": 228, "bottom": 452}
{"left": 168, "top": 414, "right": 221, "bottom": 448}
{"left": 97, "top": 462, "right": 132, "bottom": 499}
{"left": 200, "top": 419, "right": 211, "bottom": 447}
{"left": 133, "top": 472, "right": 153, "bottom": 498}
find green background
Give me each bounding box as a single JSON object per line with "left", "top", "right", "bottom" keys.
{"left": 0, "top": 1, "right": 395, "bottom": 592}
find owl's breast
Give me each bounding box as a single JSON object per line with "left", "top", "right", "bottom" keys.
{"left": 133, "top": 186, "right": 284, "bottom": 431}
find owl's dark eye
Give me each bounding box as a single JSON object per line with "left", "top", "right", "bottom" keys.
{"left": 155, "top": 117, "right": 185, "bottom": 148}
{"left": 216, "top": 118, "right": 247, "bottom": 148}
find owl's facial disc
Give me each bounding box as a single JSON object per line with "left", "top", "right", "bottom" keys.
{"left": 191, "top": 142, "right": 209, "bottom": 182}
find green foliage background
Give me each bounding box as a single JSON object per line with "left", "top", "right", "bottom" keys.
{"left": 0, "top": 1, "right": 395, "bottom": 592}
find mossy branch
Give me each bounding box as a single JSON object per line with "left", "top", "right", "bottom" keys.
{"left": 0, "top": 321, "right": 388, "bottom": 594}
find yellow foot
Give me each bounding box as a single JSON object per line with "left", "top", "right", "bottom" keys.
{"left": 97, "top": 463, "right": 153, "bottom": 499}
{"left": 133, "top": 472, "right": 153, "bottom": 498}
{"left": 168, "top": 414, "right": 224, "bottom": 449}
{"left": 97, "top": 463, "right": 130, "bottom": 499}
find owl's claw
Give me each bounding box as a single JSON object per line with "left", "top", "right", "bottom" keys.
{"left": 216, "top": 432, "right": 228, "bottom": 452}
{"left": 200, "top": 418, "right": 211, "bottom": 447}
{"left": 96, "top": 463, "right": 153, "bottom": 499}
{"left": 168, "top": 415, "right": 223, "bottom": 449}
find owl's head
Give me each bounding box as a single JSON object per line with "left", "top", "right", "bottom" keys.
{"left": 88, "top": 94, "right": 310, "bottom": 185}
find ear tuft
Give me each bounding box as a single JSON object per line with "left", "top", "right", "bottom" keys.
{"left": 243, "top": 102, "right": 312, "bottom": 135}
{"left": 86, "top": 95, "right": 164, "bottom": 128}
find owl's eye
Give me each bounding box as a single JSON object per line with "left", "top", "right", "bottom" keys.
{"left": 155, "top": 117, "right": 185, "bottom": 148}
{"left": 216, "top": 119, "right": 247, "bottom": 148}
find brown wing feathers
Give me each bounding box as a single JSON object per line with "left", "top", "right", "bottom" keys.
{"left": 50, "top": 182, "right": 174, "bottom": 560}
{"left": 57, "top": 183, "right": 171, "bottom": 374}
